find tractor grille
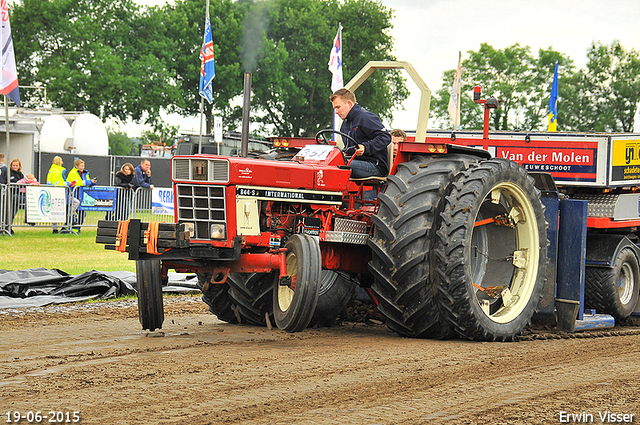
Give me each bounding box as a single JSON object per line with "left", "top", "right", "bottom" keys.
{"left": 176, "top": 184, "right": 226, "bottom": 240}
{"left": 173, "top": 158, "right": 229, "bottom": 182}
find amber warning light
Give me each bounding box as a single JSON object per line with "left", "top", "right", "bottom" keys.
{"left": 273, "top": 139, "right": 290, "bottom": 148}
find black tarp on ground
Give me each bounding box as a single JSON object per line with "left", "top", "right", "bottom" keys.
{"left": 0, "top": 268, "right": 199, "bottom": 310}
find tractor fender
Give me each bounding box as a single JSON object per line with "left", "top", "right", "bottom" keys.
{"left": 585, "top": 233, "right": 640, "bottom": 268}
{"left": 446, "top": 143, "right": 492, "bottom": 159}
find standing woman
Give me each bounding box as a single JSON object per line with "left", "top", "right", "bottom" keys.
{"left": 46, "top": 156, "right": 78, "bottom": 233}
{"left": 106, "top": 163, "right": 134, "bottom": 220}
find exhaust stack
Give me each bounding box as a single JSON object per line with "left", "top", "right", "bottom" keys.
{"left": 241, "top": 72, "right": 252, "bottom": 158}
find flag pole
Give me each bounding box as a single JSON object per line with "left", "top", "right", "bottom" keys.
{"left": 198, "top": 98, "right": 204, "bottom": 154}
{"left": 198, "top": 0, "right": 211, "bottom": 155}
{"left": 4, "top": 96, "right": 9, "bottom": 161}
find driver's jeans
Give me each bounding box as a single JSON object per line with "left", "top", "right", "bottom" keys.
{"left": 349, "top": 159, "right": 383, "bottom": 179}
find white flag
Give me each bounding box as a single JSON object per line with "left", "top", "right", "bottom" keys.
{"left": 0, "top": 2, "right": 20, "bottom": 106}
{"left": 447, "top": 52, "right": 462, "bottom": 130}
{"left": 328, "top": 24, "right": 343, "bottom": 92}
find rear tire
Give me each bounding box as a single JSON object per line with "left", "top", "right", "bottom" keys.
{"left": 585, "top": 248, "right": 639, "bottom": 320}
{"left": 273, "top": 234, "right": 321, "bottom": 332}
{"left": 227, "top": 273, "right": 275, "bottom": 326}
{"left": 196, "top": 273, "right": 238, "bottom": 324}
{"left": 435, "top": 159, "right": 548, "bottom": 341}
{"left": 310, "top": 271, "right": 358, "bottom": 327}
{"left": 368, "top": 155, "right": 477, "bottom": 338}
{"left": 135, "top": 259, "right": 164, "bottom": 331}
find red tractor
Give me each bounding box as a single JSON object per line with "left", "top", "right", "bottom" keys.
{"left": 98, "top": 62, "right": 638, "bottom": 340}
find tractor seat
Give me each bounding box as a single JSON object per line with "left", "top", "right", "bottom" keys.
{"left": 349, "top": 142, "right": 394, "bottom": 184}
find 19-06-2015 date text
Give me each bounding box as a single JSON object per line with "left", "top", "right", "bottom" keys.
{"left": 5, "top": 411, "right": 80, "bottom": 423}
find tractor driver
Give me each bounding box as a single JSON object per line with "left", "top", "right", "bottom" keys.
{"left": 330, "top": 88, "right": 392, "bottom": 179}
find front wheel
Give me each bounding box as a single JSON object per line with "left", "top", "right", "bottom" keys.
{"left": 135, "top": 259, "right": 164, "bottom": 331}
{"left": 585, "top": 247, "right": 639, "bottom": 321}
{"left": 435, "top": 159, "right": 548, "bottom": 341}
{"left": 273, "top": 234, "right": 322, "bottom": 332}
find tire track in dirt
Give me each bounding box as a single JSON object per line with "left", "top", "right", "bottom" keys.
{"left": 2, "top": 299, "right": 640, "bottom": 424}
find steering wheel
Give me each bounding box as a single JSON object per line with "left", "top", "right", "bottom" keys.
{"left": 314, "top": 129, "right": 359, "bottom": 161}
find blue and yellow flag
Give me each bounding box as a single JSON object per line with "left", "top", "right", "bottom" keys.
{"left": 548, "top": 62, "right": 558, "bottom": 132}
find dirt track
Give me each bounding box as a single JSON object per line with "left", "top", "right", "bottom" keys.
{"left": 1, "top": 296, "right": 639, "bottom": 425}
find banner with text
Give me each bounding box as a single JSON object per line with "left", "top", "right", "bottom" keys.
{"left": 152, "top": 188, "right": 174, "bottom": 215}
{"left": 26, "top": 186, "right": 67, "bottom": 223}
{"left": 78, "top": 186, "right": 117, "bottom": 212}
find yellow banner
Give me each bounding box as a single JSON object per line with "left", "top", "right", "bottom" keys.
{"left": 611, "top": 139, "right": 640, "bottom": 167}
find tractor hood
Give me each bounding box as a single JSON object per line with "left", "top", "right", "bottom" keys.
{"left": 172, "top": 153, "right": 351, "bottom": 192}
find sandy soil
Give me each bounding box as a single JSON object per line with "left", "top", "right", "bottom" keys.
{"left": 1, "top": 296, "right": 639, "bottom": 425}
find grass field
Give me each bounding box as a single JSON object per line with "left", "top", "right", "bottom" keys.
{"left": 0, "top": 227, "right": 135, "bottom": 274}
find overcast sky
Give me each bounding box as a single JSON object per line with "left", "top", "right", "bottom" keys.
{"left": 131, "top": 0, "right": 640, "bottom": 134}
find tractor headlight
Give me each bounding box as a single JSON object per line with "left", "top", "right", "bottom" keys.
{"left": 183, "top": 222, "right": 195, "bottom": 238}
{"left": 210, "top": 223, "right": 226, "bottom": 240}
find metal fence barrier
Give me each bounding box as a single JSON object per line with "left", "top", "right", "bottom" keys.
{"left": 0, "top": 184, "right": 7, "bottom": 236}
{"left": 0, "top": 184, "right": 172, "bottom": 236}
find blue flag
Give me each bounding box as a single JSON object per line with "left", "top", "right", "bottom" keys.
{"left": 548, "top": 62, "right": 558, "bottom": 132}
{"left": 199, "top": 15, "right": 215, "bottom": 103}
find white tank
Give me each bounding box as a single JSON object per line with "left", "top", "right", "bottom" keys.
{"left": 71, "top": 113, "right": 109, "bottom": 156}
{"left": 40, "top": 115, "right": 73, "bottom": 153}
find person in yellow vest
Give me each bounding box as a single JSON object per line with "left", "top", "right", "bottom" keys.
{"left": 66, "top": 158, "right": 97, "bottom": 232}
{"left": 46, "top": 156, "right": 79, "bottom": 234}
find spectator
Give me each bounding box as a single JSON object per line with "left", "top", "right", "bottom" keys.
{"left": 0, "top": 153, "right": 6, "bottom": 184}
{"left": 66, "top": 159, "right": 97, "bottom": 232}
{"left": 106, "top": 163, "right": 134, "bottom": 220}
{"left": 390, "top": 128, "right": 407, "bottom": 158}
{"left": 6, "top": 158, "right": 25, "bottom": 230}
{"left": 16, "top": 174, "right": 39, "bottom": 226}
{"left": 133, "top": 159, "right": 154, "bottom": 190}
{"left": 46, "top": 156, "right": 79, "bottom": 234}
{"left": 7, "top": 158, "right": 24, "bottom": 184}
{"left": 5, "top": 158, "right": 24, "bottom": 234}
{"left": 16, "top": 173, "right": 40, "bottom": 189}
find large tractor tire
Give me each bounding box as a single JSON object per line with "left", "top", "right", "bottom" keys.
{"left": 196, "top": 273, "right": 238, "bottom": 324}
{"left": 273, "top": 234, "right": 322, "bottom": 332}
{"left": 227, "top": 272, "right": 275, "bottom": 326}
{"left": 310, "top": 270, "right": 358, "bottom": 327}
{"left": 135, "top": 259, "right": 164, "bottom": 331}
{"left": 435, "top": 159, "right": 548, "bottom": 341}
{"left": 368, "top": 155, "right": 477, "bottom": 338}
{"left": 585, "top": 248, "right": 639, "bottom": 321}
{"left": 198, "top": 269, "right": 356, "bottom": 329}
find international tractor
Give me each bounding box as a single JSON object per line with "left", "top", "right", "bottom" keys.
{"left": 97, "top": 62, "right": 640, "bottom": 341}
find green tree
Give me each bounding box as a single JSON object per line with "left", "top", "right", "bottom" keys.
{"left": 163, "top": 0, "right": 244, "bottom": 134}
{"left": 139, "top": 122, "right": 179, "bottom": 145}
{"left": 567, "top": 41, "right": 640, "bottom": 132}
{"left": 108, "top": 131, "right": 135, "bottom": 156}
{"left": 11, "top": 0, "right": 181, "bottom": 124}
{"left": 248, "top": 0, "right": 408, "bottom": 137}
{"left": 431, "top": 43, "right": 572, "bottom": 131}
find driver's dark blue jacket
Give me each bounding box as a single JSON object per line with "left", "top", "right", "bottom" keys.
{"left": 340, "top": 104, "right": 392, "bottom": 175}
